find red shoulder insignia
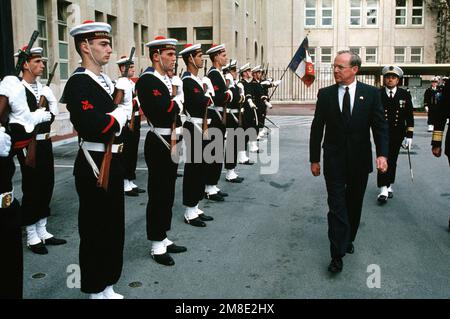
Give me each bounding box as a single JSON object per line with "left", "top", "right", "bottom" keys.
{"left": 193, "top": 88, "right": 201, "bottom": 94}
{"left": 153, "top": 89, "right": 162, "bottom": 97}
{"left": 82, "top": 100, "right": 94, "bottom": 111}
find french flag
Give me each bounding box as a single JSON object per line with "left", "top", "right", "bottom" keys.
{"left": 289, "top": 37, "right": 315, "bottom": 87}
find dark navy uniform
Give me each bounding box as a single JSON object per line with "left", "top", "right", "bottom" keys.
{"left": 224, "top": 77, "right": 243, "bottom": 172}
{"left": 61, "top": 67, "right": 125, "bottom": 294}
{"left": 240, "top": 78, "right": 256, "bottom": 149}
{"left": 136, "top": 67, "right": 182, "bottom": 242}
{"left": 250, "top": 78, "right": 265, "bottom": 136}
{"left": 432, "top": 79, "right": 450, "bottom": 158}
{"left": 424, "top": 86, "right": 441, "bottom": 126}
{"left": 205, "top": 67, "right": 231, "bottom": 186}
{"left": 18, "top": 81, "right": 55, "bottom": 228}
{"left": 181, "top": 71, "right": 210, "bottom": 209}
{"left": 377, "top": 87, "right": 414, "bottom": 188}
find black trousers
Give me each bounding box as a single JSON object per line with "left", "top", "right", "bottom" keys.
{"left": 18, "top": 140, "right": 54, "bottom": 226}
{"left": 224, "top": 115, "right": 239, "bottom": 170}
{"left": 378, "top": 134, "right": 403, "bottom": 188}
{"left": 325, "top": 171, "right": 369, "bottom": 258}
{"left": 183, "top": 123, "right": 206, "bottom": 207}
{"left": 428, "top": 104, "right": 438, "bottom": 125}
{"left": 74, "top": 152, "right": 124, "bottom": 294}
{"left": 122, "top": 117, "right": 141, "bottom": 181}
{"left": 258, "top": 105, "right": 267, "bottom": 131}
{"left": 0, "top": 155, "right": 22, "bottom": 299}
{"left": 145, "top": 132, "right": 178, "bottom": 241}
{"left": 243, "top": 106, "right": 259, "bottom": 150}
{"left": 205, "top": 113, "right": 225, "bottom": 186}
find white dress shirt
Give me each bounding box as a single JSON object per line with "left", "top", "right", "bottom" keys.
{"left": 385, "top": 86, "right": 397, "bottom": 98}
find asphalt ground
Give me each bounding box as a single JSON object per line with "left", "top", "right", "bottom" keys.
{"left": 16, "top": 115, "right": 450, "bottom": 299}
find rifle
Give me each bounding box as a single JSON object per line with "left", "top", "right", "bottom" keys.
{"left": 0, "top": 31, "right": 40, "bottom": 128}
{"left": 97, "top": 47, "right": 135, "bottom": 191}
{"left": 24, "top": 62, "right": 58, "bottom": 168}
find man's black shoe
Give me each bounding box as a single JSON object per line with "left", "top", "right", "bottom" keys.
{"left": 199, "top": 214, "right": 214, "bottom": 222}
{"left": 328, "top": 258, "right": 343, "bottom": 273}
{"left": 184, "top": 217, "right": 207, "bottom": 227}
{"left": 152, "top": 253, "right": 175, "bottom": 266}
{"left": 240, "top": 160, "right": 254, "bottom": 166}
{"left": 132, "top": 187, "right": 146, "bottom": 194}
{"left": 388, "top": 192, "right": 394, "bottom": 199}
{"left": 125, "top": 190, "right": 139, "bottom": 197}
{"left": 226, "top": 177, "right": 244, "bottom": 183}
{"left": 346, "top": 243, "right": 354, "bottom": 254}
{"left": 205, "top": 193, "right": 224, "bottom": 202}
{"left": 218, "top": 191, "right": 228, "bottom": 197}
{"left": 43, "top": 237, "right": 67, "bottom": 246}
{"left": 377, "top": 195, "right": 387, "bottom": 205}
{"left": 28, "top": 242, "right": 48, "bottom": 255}
{"left": 166, "top": 244, "right": 187, "bottom": 254}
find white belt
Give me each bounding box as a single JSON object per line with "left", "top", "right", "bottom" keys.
{"left": 81, "top": 141, "right": 124, "bottom": 154}
{"left": 227, "top": 109, "right": 243, "bottom": 114}
{"left": 212, "top": 107, "right": 224, "bottom": 112}
{"left": 0, "top": 189, "right": 13, "bottom": 209}
{"left": 134, "top": 111, "right": 140, "bottom": 116}
{"left": 187, "top": 117, "right": 211, "bottom": 125}
{"left": 36, "top": 133, "right": 51, "bottom": 141}
{"left": 150, "top": 127, "right": 183, "bottom": 136}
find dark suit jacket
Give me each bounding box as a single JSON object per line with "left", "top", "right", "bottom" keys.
{"left": 310, "top": 81, "right": 389, "bottom": 177}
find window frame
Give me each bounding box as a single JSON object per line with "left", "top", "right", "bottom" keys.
{"left": 350, "top": 0, "right": 362, "bottom": 27}
{"left": 57, "top": 1, "right": 70, "bottom": 81}
{"left": 366, "top": 0, "right": 379, "bottom": 26}
{"left": 36, "top": 0, "right": 48, "bottom": 79}
{"left": 321, "top": 0, "right": 333, "bottom": 27}
{"left": 411, "top": 0, "right": 424, "bottom": 26}
{"left": 394, "top": 47, "right": 406, "bottom": 63}
{"left": 410, "top": 47, "right": 423, "bottom": 63}
{"left": 305, "top": 0, "right": 317, "bottom": 27}
{"left": 321, "top": 47, "right": 333, "bottom": 64}
{"left": 365, "top": 47, "right": 378, "bottom": 63}
{"left": 395, "top": 0, "right": 407, "bottom": 26}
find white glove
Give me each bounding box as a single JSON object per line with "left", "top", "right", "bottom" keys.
{"left": 402, "top": 138, "right": 413, "bottom": 150}
{"left": 32, "top": 108, "right": 52, "bottom": 125}
{"left": 40, "top": 86, "right": 59, "bottom": 115}
{"left": 108, "top": 106, "right": 128, "bottom": 135}
{"left": 425, "top": 106, "right": 429, "bottom": 113}
{"left": 248, "top": 98, "right": 257, "bottom": 109}
{"left": 264, "top": 100, "right": 273, "bottom": 109}
{"left": 261, "top": 80, "right": 271, "bottom": 87}
{"left": 0, "top": 127, "right": 11, "bottom": 157}
{"left": 225, "top": 73, "right": 234, "bottom": 88}
{"left": 115, "top": 77, "right": 133, "bottom": 92}
{"left": 237, "top": 82, "right": 245, "bottom": 96}
{"left": 202, "top": 77, "right": 215, "bottom": 97}
{"left": 171, "top": 75, "right": 183, "bottom": 88}
{"left": 225, "top": 89, "right": 233, "bottom": 103}
{"left": 272, "top": 80, "right": 282, "bottom": 87}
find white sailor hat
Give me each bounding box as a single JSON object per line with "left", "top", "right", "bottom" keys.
{"left": 179, "top": 43, "right": 202, "bottom": 56}
{"left": 251, "top": 65, "right": 262, "bottom": 73}
{"left": 442, "top": 76, "right": 449, "bottom": 80}
{"left": 239, "top": 63, "right": 251, "bottom": 73}
{"left": 382, "top": 65, "right": 404, "bottom": 78}
{"left": 14, "top": 45, "right": 44, "bottom": 58}
{"left": 70, "top": 20, "right": 112, "bottom": 40}
{"left": 224, "top": 59, "right": 237, "bottom": 70}
{"left": 206, "top": 44, "right": 226, "bottom": 56}
{"left": 116, "top": 55, "right": 136, "bottom": 66}
{"left": 432, "top": 76, "right": 440, "bottom": 82}
{"left": 146, "top": 36, "right": 178, "bottom": 51}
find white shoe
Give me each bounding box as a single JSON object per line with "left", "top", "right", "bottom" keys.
{"left": 184, "top": 206, "right": 199, "bottom": 221}
{"left": 205, "top": 185, "right": 218, "bottom": 196}
{"left": 103, "top": 286, "right": 124, "bottom": 299}
{"left": 124, "top": 179, "right": 133, "bottom": 192}
{"left": 249, "top": 141, "right": 259, "bottom": 153}
{"left": 36, "top": 218, "right": 53, "bottom": 241}
{"left": 129, "top": 181, "right": 138, "bottom": 189}
{"left": 226, "top": 169, "right": 239, "bottom": 181}
{"left": 89, "top": 292, "right": 106, "bottom": 299}
{"left": 377, "top": 186, "right": 389, "bottom": 204}
{"left": 26, "top": 225, "right": 41, "bottom": 246}
{"left": 237, "top": 151, "right": 250, "bottom": 164}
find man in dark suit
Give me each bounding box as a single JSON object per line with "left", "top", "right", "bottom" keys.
{"left": 310, "top": 50, "right": 389, "bottom": 273}
{"left": 431, "top": 77, "right": 450, "bottom": 229}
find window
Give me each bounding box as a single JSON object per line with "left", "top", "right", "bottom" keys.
{"left": 57, "top": 1, "right": 70, "bottom": 80}
{"left": 321, "top": 0, "right": 333, "bottom": 26}
{"left": 194, "top": 27, "right": 213, "bottom": 53}
{"left": 350, "top": 47, "right": 361, "bottom": 57}
{"left": 168, "top": 28, "right": 187, "bottom": 53}
{"left": 309, "top": 47, "right": 316, "bottom": 63}
{"left": 95, "top": 10, "right": 104, "bottom": 22}
{"left": 396, "top": 0, "right": 407, "bottom": 25}
{"left": 394, "top": 47, "right": 406, "bottom": 63}
{"left": 235, "top": 31, "right": 238, "bottom": 49}
{"left": 321, "top": 47, "right": 332, "bottom": 63}
{"left": 366, "top": 0, "right": 378, "bottom": 26}
{"left": 107, "top": 15, "right": 117, "bottom": 49}
{"left": 36, "top": 0, "right": 48, "bottom": 79}
{"left": 134, "top": 23, "right": 139, "bottom": 56}
{"left": 141, "top": 25, "right": 148, "bottom": 56}
{"left": 350, "top": 0, "right": 362, "bottom": 26}
{"left": 412, "top": 0, "right": 423, "bottom": 25}
{"left": 411, "top": 47, "right": 422, "bottom": 63}
{"left": 365, "top": 47, "right": 377, "bottom": 63}
{"left": 305, "top": 0, "right": 316, "bottom": 26}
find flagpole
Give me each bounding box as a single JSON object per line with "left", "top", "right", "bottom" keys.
{"left": 268, "top": 63, "right": 291, "bottom": 100}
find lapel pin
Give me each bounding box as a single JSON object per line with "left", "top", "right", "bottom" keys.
{"left": 360, "top": 96, "right": 364, "bottom": 100}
